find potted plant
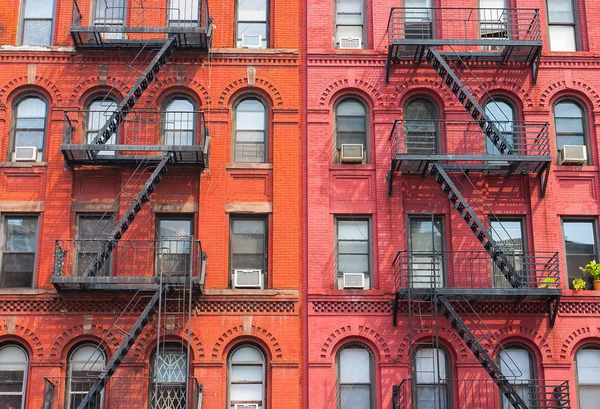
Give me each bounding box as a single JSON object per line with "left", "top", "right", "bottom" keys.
{"left": 572, "top": 278, "right": 586, "bottom": 292}
{"left": 539, "top": 277, "right": 557, "bottom": 288}
{"left": 579, "top": 260, "right": 600, "bottom": 290}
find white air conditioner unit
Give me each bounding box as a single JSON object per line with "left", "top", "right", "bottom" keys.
{"left": 14, "top": 146, "right": 38, "bottom": 161}
{"left": 234, "top": 404, "right": 259, "bottom": 409}
{"left": 241, "top": 34, "right": 262, "bottom": 49}
{"left": 340, "top": 144, "right": 364, "bottom": 163}
{"left": 339, "top": 36, "right": 362, "bottom": 49}
{"left": 559, "top": 145, "right": 587, "bottom": 165}
{"left": 343, "top": 272, "right": 365, "bottom": 289}
{"left": 233, "top": 269, "right": 263, "bottom": 288}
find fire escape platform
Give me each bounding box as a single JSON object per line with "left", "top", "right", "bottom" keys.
{"left": 51, "top": 275, "right": 204, "bottom": 292}
{"left": 397, "top": 287, "right": 561, "bottom": 302}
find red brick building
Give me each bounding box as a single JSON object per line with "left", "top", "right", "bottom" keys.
{"left": 0, "top": 1, "right": 302, "bottom": 409}
{"left": 307, "top": 1, "right": 600, "bottom": 409}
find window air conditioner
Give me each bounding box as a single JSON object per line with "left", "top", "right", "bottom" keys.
{"left": 340, "top": 144, "right": 364, "bottom": 163}
{"left": 343, "top": 272, "right": 365, "bottom": 289}
{"left": 241, "top": 34, "right": 262, "bottom": 49}
{"left": 339, "top": 36, "right": 362, "bottom": 49}
{"left": 233, "top": 269, "right": 263, "bottom": 288}
{"left": 559, "top": 145, "right": 587, "bottom": 165}
{"left": 234, "top": 405, "right": 259, "bottom": 409}
{"left": 14, "top": 146, "right": 38, "bottom": 161}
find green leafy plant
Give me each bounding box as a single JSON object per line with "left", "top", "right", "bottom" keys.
{"left": 539, "top": 277, "right": 557, "bottom": 288}
{"left": 572, "top": 278, "right": 586, "bottom": 291}
{"left": 579, "top": 260, "right": 600, "bottom": 281}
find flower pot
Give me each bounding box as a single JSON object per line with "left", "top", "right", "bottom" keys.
{"left": 594, "top": 280, "right": 600, "bottom": 291}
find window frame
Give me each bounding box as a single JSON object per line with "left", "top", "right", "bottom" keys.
{"left": 546, "top": 0, "right": 580, "bottom": 52}
{"left": 334, "top": 96, "right": 369, "bottom": 163}
{"left": 407, "top": 214, "right": 446, "bottom": 288}
{"left": 334, "top": 0, "right": 366, "bottom": 49}
{"left": 489, "top": 217, "right": 528, "bottom": 288}
{"left": 91, "top": 0, "right": 127, "bottom": 32}
{"left": 483, "top": 98, "right": 518, "bottom": 156}
{"left": 235, "top": 0, "right": 270, "bottom": 48}
{"left": 227, "top": 343, "right": 266, "bottom": 409}
{"left": 66, "top": 343, "right": 106, "bottom": 409}
{"left": 0, "top": 214, "right": 39, "bottom": 289}
{"left": 18, "top": 0, "right": 56, "bottom": 46}
{"left": 403, "top": 96, "right": 441, "bottom": 155}
{"left": 83, "top": 95, "right": 119, "bottom": 153}
{"left": 553, "top": 98, "right": 590, "bottom": 165}
{"left": 149, "top": 342, "right": 189, "bottom": 409}
{"left": 498, "top": 344, "right": 536, "bottom": 409}
{"left": 10, "top": 94, "right": 49, "bottom": 162}
{"left": 336, "top": 343, "right": 375, "bottom": 409}
{"left": 161, "top": 96, "right": 197, "bottom": 146}
{"left": 75, "top": 213, "right": 115, "bottom": 278}
{"left": 167, "top": 0, "right": 200, "bottom": 26}
{"left": 334, "top": 216, "right": 372, "bottom": 290}
{"left": 412, "top": 345, "right": 451, "bottom": 409}
{"left": 154, "top": 215, "right": 194, "bottom": 277}
{"left": 575, "top": 345, "right": 600, "bottom": 409}
{"left": 229, "top": 215, "right": 268, "bottom": 289}
{"left": 561, "top": 218, "right": 599, "bottom": 290}
{"left": 0, "top": 343, "right": 29, "bottom": 409}
{"left": 232, "top": 96, "right": 269, "bottom": 164}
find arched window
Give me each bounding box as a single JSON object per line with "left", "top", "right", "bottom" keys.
{"left": 236, "top": 0, "right": 269, "bottom": 48}
{"left": 335, "top": 98, "right": 367, "bottom": 163}
{"left": 85, "top": 97, "right": 118, "bottom": 156}
{"left": 575, "top": 346, "right": 600, "bottom": 409}
{"left": 228, "top": 344, "right": 266, "bottom": 409}
{"left": 12, "top": 96, "right": 47, "bottom": 162}
{"left": 67, "top": 344, "right": 106, "bottom": 409}
{"left": 337, "top": 344, "right": 373, "bottom": 409}
{"left": 499, "top": 346, "right": 535, "bottom": 409}
{"left": 163, "top": 97, "right": 195, "bottom": 146}
{"left": 484, "top": 99, "right": 516, "bottom": 155}
{"left": 414, "top": 347, "right": 450, "bottom": 409}
{"left": 554, "top": 99, "right": 588, "bottom": 164}
{"left": 0, "top": 344, "right": 28, "bottom": 409}
{"left": 404, "top": 97, "right": 439, "bottom": 155}
{"left": 149, "top": 342, "right": 188, "bottom": 409}
{"left": 234, "top": 97, "right": 267, "bottom": 163}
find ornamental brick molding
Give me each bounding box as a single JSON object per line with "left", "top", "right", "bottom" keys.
{"left": 318, "top": 76, "right": 385, "bottom": 107}
{"left": 132, "top": 327, "right": 204, "bottom": 360}
{"left": 144, "top": 76, "right": 211, "bottom": 106}
{"left": 0, "top": 75, "right": 63, "bottom": 104}
{"left": 212, "top": 325, "right": 283, "bottom": 359}
{"left": 50, "top": 324, "right": 120, "bottom": 359}
{"left": 560, "top": 327, "right": 594, "bottom": 360}
{"left": 538, "top": 77, "right": 600, "bottom": 108}
{"left": 0, "top": 324, "right": 44, "bottom": 359}
{"left": 471, "top": 79, "right": 534, "bottom": 108}
{"left": 311, "top": 301, "right": 391, "bottom": 314}
{"left": 319, "top": 325, "right": 391, "bottom": 360}
{"left": 218, "top": 77, "right": 284, "bottom": 106}
{"left": 67, "top": 76, "right": 130, "bottom": 105}
{"left": 488, "top": 326, "right": 553, "bottom": 360}
{"left": 391, "top": 77, "right": 456, "bottom": 108}
{"left": 396, "top": 327, "right": 469, "bottom": 362}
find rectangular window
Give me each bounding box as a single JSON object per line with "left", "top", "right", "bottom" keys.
{"left": 230, "top": 217, "right": 267, "bottom": 288}
{"left": 168, "top": 0, "right": 200, "bottom": 27}
{"left": 93, "top": 0, "right": 126, "bottom": 38}
{"left": 415, "top": 348, "right": 448, "bottom": 409}
{"left": 336, "top": 0, "right": 364, "bottom": 48}
{"left": 409, "top": 216, "right": 444, "bottom": 288}
{"left": 76, "top": 214, "right": 114, "bottom": 277}
{"left": 490, "top": 219, "right": 526, "bottom": 288}
{"left": 479, "top": 0, "right": 508, "bottom": 47}
{"left": 547, "top": 0, "right": 577, "bottom": 51}
{"left": 1, "top": 216, "right": 38, "bottom": 288}
{"left": 404, "top": 0, "right": 432, "bottom": 40}
{"left": 20, "top": 0, "right": 55, "bottom": 46}
{"left": 156, "top": 217, "right": 193, "bottom": 277}
{"left": 563, "top": 219, "right": 598, "bottom": 289}
{"left": 336, "top": 218, "right": 370, "bottom": 289}
{"left": 236, "top": 0, "right": 268, "bottom": 48}
{"left": 577, "top": 349, "right": 600, "bottom": 409}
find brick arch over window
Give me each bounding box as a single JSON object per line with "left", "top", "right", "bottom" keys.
{"left": 539, "top": 78, "right": 600, "bottom": 108}
{"left": 212, "top": 325, "right": 283, "bottom": 359}
{"left": 0, "top": 324, "right": 43, "bottom": 360}
{"left": 144, "top": 77, "right": 210, "bottom": 107}
{"left": 391, "top": 78, "right": 455, "bottom": 109}
{"left": 472, "top": 81, "right": 533, "bottom": 109}
{"left": 132, "top": 327, "right": 204, "bottom": 360}
{"left": 397, "top": 328, "right": 469, "bottom": 363}
{"left": 50, "top": 324, "right": 119, "bottom": 360}
{"left": 319, "top": 325, "right": 390, "bottom": 360}
{"left": 0, "top": 76, "right": 62, "bottom": 106}
{"left": 319, "top": 77, "right": 385, "bottom": 107}
{"left": 68, "top": 77, "right": 130, "bottom": 106}
{"left": 488, "top": 326, "right": 553, "bottom": 360}
{"left": 219, "top": 77, "right": 283, "bottom": 106}
{"left": 561, "top": 327, "right": 595, "bottom": 360}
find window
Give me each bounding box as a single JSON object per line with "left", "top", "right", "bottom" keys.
{"left": 234, "top": 98, "right": 267, "bottom": 163}
{"left": 336, "top": 218, "right": 371, "bottom": 289}
{"left": 76, "top": 214, "right": 114, "bottom": 277}
{"left": 168, "top": 0, "right": 199, "bottom": 27}
{"left": 335, "top": 0, "right": 364, "bottom": 48}
{"left": 0, "top": 345, "right": 28, "bottom": 409}
{"left": 1, "top": 216, "right": 38, "bottom": 288}
{"left": 236, "top": 0, "right": 268, "bottom": 48}
{"left": 11, "top": 96, "right": 47, "bottom": 162}
{"left": 93, "top": 0, "right": 126, "bottom": 38}
{"left": 479, "top": 0, "right": 508, "bottom": 47}
{"left": 484, "top": 99, "right": 515, "bottom": 156}
{"left": 404, "top": 98, "right": 439, "bottom": 154}
{"left": 85, "top": 97, "right": 118, "bottom": 156}
{"left": 554, "top": 100, "right": 587, "bottom": 163}
{"left": 163, "top": 98, "right": 195, "bottom": 146}
{"left": 335, "top": 98, "right": 367, "bottom": 162}
{"left": 490, "top": 219, "right": 526, "bottom": 288}
{"left": 408, "top": 216, "right": 444, "bottom": 288}
{"left": 337, "top": 345, "right": 373, "bottom": 409}
{"left": 547, "top": 0, "right": 577, "bottom": 51}
{"left": 230, "top": 217, "right": 267, "bottom": 288}
{"left": 67, "top": 344, "right": 105, "bottom": 409}
{"left": 156, "top": 217, "right": 193, "bottom": 277}
{"left": 19, "top": 0, "right": 55, "bottom": 46}
{"left": 576, "top": 347, "right": 600, "bottom": 409}
{"left": 499, "top": 346, "right": 534, "bottom": 409}
{"left": 228, "top": 345, "right": 265, "bottom": 409}
{"left": 563, "top": 219, "right": 598, "bottom": 289}
{"left": 404, "top": 0, "right": 432, "bottom": 40}
{"left": 414, "top": 347, "right": 449, "bottom": 409}
{"left": 149, "top": 343, "right": 188, "bottom": 409}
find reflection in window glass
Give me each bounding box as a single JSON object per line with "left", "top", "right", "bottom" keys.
{"left": 0, "top": 345, "right": 28, "bottom": 409}
{"left": 404, "top": 98, "right": 438, "bottom": 154}
{"left": 157, "top": 218, "right": 193, "bottom": 276}
{"left": 485, "top": 100, "right": 514, "bottom": 155}
{"left": 576, "top": 348, "right": 600, "bottom": 409}
{"left": 229, "top": 345, "right": 265, "bottom": 409}
{"left": 409, "top": 217, "right": 444, "bottom": 288}
{"left": 76, "top": 215, "right": 114, "bottom": 277}
{"left": 490, "top": 219, "right": 525, "bottom": 288}
{"left": 338, "top": 347, "right": 372, "bottom": 409}
{"left": 563, "top": 220, "right": 597, "bottom": 289}
{"left": 164, "top": 98, "right": 195, "bottom": 146}
{"left": 20, "top": 0, "right": 55, "bottom": 46}
{"left": 235, "top": 99, "right": 266, "bottom": 163}
{"left": 1, "top": 216, "right": 38, "bottom": 288}
{"left": 86, "top": 98, "right": 117, "bottom": 156}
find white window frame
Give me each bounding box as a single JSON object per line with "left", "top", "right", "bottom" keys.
{"left": 335, "top": 217, "right": 371, "bottom": 289}
{"left": 0, "top": 344, "right": 29, "bottom": 409}
{"left": 228, "top": 344, "right": 266, "bottom": 409}
{"left": 0, "top": 215, "right": 39, "bottom": 288}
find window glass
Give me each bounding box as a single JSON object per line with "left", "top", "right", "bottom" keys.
{"left": 415, "top": 348, "right": 448, "bottom": 409}
{"left": 21, "top": 0, "right": 54, "bottom": 46}
{"left": 86, "top": 98, "right": 117, "bottom": 154}
{"left": 499, "top": 347, "right": 533, "bottom": 409}
{"left": 1, "top": 216, "right": 38, "bottom": 288}
{"left": 409, "top": 218, "right": 444, "bottom": 288}
{"left": 485, "top": 100, "right": 514, "bottom": 155}
{"left": 237, "top": 0, "right": 268, "bottom": 48}
{"left": 150, "top": 343, "right": 188, "bottom": 409}
{"left": 156, "top": 218, "right": 193, "bottom": 276}
{"left": 554, "top": 101, "right": 585, "bottom": 149}
{"left": 14, "top": 97, "right": 46, "bottom": 155}
{"left": 336, "top": 0, "right": 364, "bottom": 47}
{"left": 577, "top": 348, "right": 600, "bottom": 409}
{"left": 164, "top": 98, "right": 195, "bottom": 146}
{"left": 547, "top": 0, "right": 577, "bottom": 51}
{"left": 235, "top": 99, "right": 267, "bottom": 163}
{"left": 404, "top": 99, "right": 438, "bottom": 154}
{"left": 0, "top": 345, "right": 28, "bottom": 409}
{"left": 490, "top": 219, "right": 525, "bottom": 288}
{"left": 339, "top": 347, "right": 371, "bottom": 409}
{"left": 76, "top": 215, "right": 114, "bottom": 277}
{"left": 336, "top": 219, "right": 370, "bottom": 289}
{"left": 229, "top": 345, "right": 265, "bottom": 409}
{"left": 94, "top": 0, "right": 126, "bottom": 24}
{"left": 230, "top": 218, "right": 267, "bottom": 288}
{"left": 168, "top": 0, "right": 199, "bottom": 24}
{"left": 68, "top": 344, "right": 105, "bottom": 409}
{"left": 563, "top": 220, "right": 597, "bottom": 289}
{"left": 336, "top": 99, "right": 367, "bottom": 159}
